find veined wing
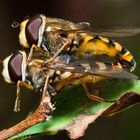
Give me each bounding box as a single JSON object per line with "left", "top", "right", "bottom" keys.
{"left": 45, "top": 60, "right": 138, "bottom": 80}
{"left": 48, "top": 22, "right": 140, "bottom": 37}
{"left": 91, "top": 25, "right": 140, "bottom": 37}
{"left": 45, "top": 20, "right": 91, "bottom": 31}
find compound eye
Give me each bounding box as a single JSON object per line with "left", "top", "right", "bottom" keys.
{"left": 8, "top": 52, "right": 23, "bottom": 83}
{"left": 25, "top": 15, "right": 42, "bottom": 45}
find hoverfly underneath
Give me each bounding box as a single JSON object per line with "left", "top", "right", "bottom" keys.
{"left": 2, "top": 47, "right": 137, "bottom": 111}
{"left": 4, "top": 14, "right": 138, "bottom": 111}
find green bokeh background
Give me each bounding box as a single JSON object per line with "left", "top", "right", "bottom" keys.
{"left": 0, "top": 0, "right": 140, "bottom": 140}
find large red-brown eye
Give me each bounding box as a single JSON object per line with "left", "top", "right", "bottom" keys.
{"left": 8, "top": 52, "right": 23, "bottom": 83}
{"left": 25, "top": 15, "right": 42, "bottom": 45}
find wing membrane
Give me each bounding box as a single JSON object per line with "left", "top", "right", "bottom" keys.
{"left": 48, "top": 24, "right": 140, "bottom": 37}
{"left": 46, "top": 61, "right": 138, "bottom": 80}
{"left": 88, "top": 26, "right": 140, "bottom": 37}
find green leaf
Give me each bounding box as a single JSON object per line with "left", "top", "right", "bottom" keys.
{"left": 9, "top": 79, "right": 140, "bottom": 140}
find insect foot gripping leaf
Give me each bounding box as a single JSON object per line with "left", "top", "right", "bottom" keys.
{"left": 9, "top": 79, "right": 140, "bottom": 140}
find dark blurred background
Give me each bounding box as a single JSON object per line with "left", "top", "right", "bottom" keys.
{"left": 0, "top": 0, "right": 140, "bottom": 140}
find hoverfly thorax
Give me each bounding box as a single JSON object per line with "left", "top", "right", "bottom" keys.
{"left": 25, "top": 60, "right": 46, "bottom": 90}
{"left": 41, "top": 31, "right": 68, "bottom": 55}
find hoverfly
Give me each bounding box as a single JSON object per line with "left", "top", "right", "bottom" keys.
{"left": 13, "top": 14, "right": 140, "bottom": 72}
{"left": 4, "top": 14, "right": 138, "bottom": 111}
{"left": 2, "top": 48, "right": 137, "bottom": 111}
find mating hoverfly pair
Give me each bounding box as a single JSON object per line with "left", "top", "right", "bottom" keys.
{"left": 2, "top": 14, "right": 139, "bottom": 112}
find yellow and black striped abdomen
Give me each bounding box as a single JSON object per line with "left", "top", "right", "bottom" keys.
{"left": 76, "top": 35, "right": 136, "bottom": 71}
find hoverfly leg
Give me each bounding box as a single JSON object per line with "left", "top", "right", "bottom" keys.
{"left": 14, "top": 81, "right": 21, "bottom": 112}
{"left": 88, "top": 90, "right": 116, "bottom": 103}
{"left": 27, "top": 44, "right": 39, "bottom": 61}
{"left": 46, "top": 39, "right": 72, "bottom": 63}
{"left": 78, "top": 77, "right": 105, "bottom": 102}
{"left": 48, "top": 85, "right": 57, "bottom": 96}
{"left": 41, "top": 75, "right": 54, "bottom": 113}
{"left": 21, "top": 81, "right": 33, "bottom": 90}
{"left": 79, "top": 78, "right": 116, "bottom": 103}
{"left": 42, "top": 75, "right": 49, "bottom": 97}
{"left": 87, "top": 94, "right": 105, "bottom": 102}
{"left": 27, "top": 44, "right": 43, "bottom": 62}
{"left": 55, "top": 74, "right": 76, "bottom": 91}
{"left": 14, "top": 81, "right": 33, "bottom": 112}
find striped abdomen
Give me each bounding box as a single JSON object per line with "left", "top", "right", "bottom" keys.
{"left": 74, "top": 35, "right": 136, "bottom": 72}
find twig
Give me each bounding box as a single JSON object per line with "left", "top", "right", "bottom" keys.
{"left": 0, "top": 93, "right": 52, "bottom": 140}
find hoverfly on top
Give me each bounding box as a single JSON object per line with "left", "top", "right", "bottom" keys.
{"left": 4, "top": 14, "right": 139, "bottom": 111}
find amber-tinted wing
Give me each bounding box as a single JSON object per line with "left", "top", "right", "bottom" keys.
{"left": 45, "top": 18, "right": 91, "bottom": 31}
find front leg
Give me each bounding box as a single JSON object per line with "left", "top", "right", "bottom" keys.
{"left": 27, "top": 44, "right": 42, "bottom": 61}
{"left": 14, "top": 81, "right": 33, "bottom": 112}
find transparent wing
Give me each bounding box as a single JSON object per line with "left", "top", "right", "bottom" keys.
{"left": 45, "top": 18, "right": 140, "bottom": 37}
{"left": 89, "top": 25, "right": 140, "bottom": 37}
{"left": 46, "top": 60, "right": 137, "bottom": 80}
{"left": 49, "top": 24, "right": 140, "bottom": 37}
